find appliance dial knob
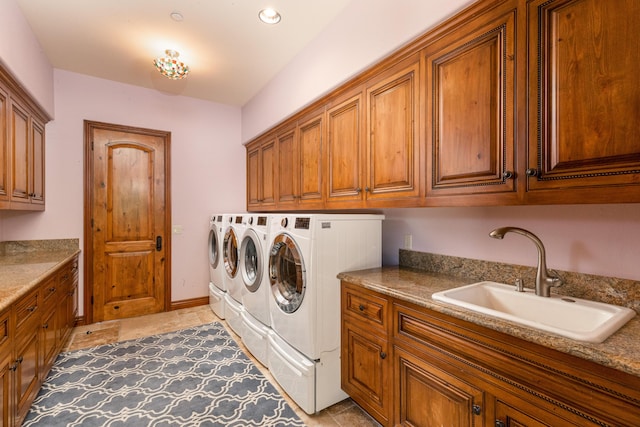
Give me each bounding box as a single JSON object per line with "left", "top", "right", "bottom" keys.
{"left": 281, "top": 218, "right": 288, "bottom": 228}
{"left": 248, "top": 217, "right": 254, "bottom": 225}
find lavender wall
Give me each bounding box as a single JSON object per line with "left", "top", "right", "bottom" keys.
{"left": 0, "top": 0, "right": 54, "bottom": 117}
{"left": 1, "top": 70, "right": 244, "bottom": 314}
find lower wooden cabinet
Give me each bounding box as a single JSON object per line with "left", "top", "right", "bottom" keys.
{"left": 341, "top": 280, "right": 640, "bottom": 427}
{"left": 0, "top": 254, "right": 79, "bottom": 426}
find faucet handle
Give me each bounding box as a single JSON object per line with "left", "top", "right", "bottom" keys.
{"left": 514, "top": 278, "right": 525, "bottom": 292}
{"left": 548, "top": 269, "right": 564, "bottom": 287}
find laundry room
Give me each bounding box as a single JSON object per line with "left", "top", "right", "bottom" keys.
{"left": 1, "top": 0, "right": 639, "bottom": 426}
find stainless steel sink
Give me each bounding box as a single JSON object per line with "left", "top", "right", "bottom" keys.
{"left": 432, "top": 281, "right": 636, "bottom": 343}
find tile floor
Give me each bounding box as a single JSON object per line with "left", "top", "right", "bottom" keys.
{"left": 63, "top": 306, "right": 381, "bottom": 427}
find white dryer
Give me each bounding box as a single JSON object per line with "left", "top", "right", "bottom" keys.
{"left": 266, "top": 213, "right": 384, "bottom": 414}
{"left": 222, "top": 213, "right": 246, "bottom": 337}
{"left": 239, "top": 214, "right": 272, "bottom": 366}
{"left": 208, "top": 214, "right": 226, "bottom": 319}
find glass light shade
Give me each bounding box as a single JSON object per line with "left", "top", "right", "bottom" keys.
{"left": 154, "top": 49, "right": 190, "bottom": 80}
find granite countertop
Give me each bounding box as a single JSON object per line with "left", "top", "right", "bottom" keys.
{"left": 338, "top": 266, "right": 640, "bottom": 378}
{"left": 0, "top": 240, "right": 80, "bottom": 313}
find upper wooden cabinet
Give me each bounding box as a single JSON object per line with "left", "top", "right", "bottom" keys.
{"left": 0, "top": 64, "right": 49, "bottom": 211}
{"left": 526, "top": 0, "right": 640, "bottom": 203}
{"left": 246, "top": 136, "right": 276, "bottom": 210}
{"left": 326, "top": 91, "right": 365, "bottom": 205}
{"left": 245, "top": 0, "right": 640, "bottom": 210}
{"left": 0, "top": 83, "right": 8, "bottom": 206}
{"left": 277, "top": 109, "right": 325, "bottom": 210}
{"left": 425, "top": 1, "right": 520, "bottom": 204}
{"left": 365, "top": 55, "right": 422, "bottom": 204}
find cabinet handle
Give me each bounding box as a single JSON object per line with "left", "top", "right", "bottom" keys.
{"left": 355, "top": 187, "right": 362, "bottom": 193}
{"left": 156, "top": 236, "right": 162, "bottom": 251}
{"left": 525, "top": 168, "right": 538, "bottom": 177}
{"left": 358, "top": 304, "right": 365, "bottom": 311}
{"left": 472, "top": 404, "right": 481, "bottom": 415}
{"left": 502, "top": 171, "right": 514, "bottom": 179}
{"left": 380, "top": 351, "right": 387, "bottom": 359}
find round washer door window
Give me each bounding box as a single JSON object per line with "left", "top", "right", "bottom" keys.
{"left": 208, "top": 227, "right": 219, "bottom": 269}
{"left": 241, "top": 230, "right": 262, "bottom": 292}
{"left": 223, "top": 227, "right": 239, "bottom": 278}
{"left": 269, "top": 233, "right": 306, "bottom": 313}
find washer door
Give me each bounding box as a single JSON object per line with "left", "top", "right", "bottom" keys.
{"left": 223, "top": 227, "right": 239, "bottom": 278}
{"left": 269, "top": 233, "right": 306, "bottom": 313}
{"left": 241, "top": 229, "right": 263, "bottom": 292}
{"left": 208, "top": 226, "right": 219, "bottom": 269}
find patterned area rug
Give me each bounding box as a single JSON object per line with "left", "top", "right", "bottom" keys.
{"left": 23, "top": 322, "right": 305, "bottom": 426}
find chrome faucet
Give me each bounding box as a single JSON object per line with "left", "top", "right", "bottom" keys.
{"left": 489, "top": 227, "right": 562, "bottom": 297}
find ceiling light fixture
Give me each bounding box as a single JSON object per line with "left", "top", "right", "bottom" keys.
{"left": 258, "top": 8, "right": 281, "bottom": 24}
{"left": 153, "top": 49, "right": 190, "bottom": 80}
{"left": 170, "top": 11, "right": 184, "bottom": 22}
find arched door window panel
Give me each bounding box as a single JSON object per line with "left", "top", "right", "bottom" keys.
{"left": 241, "top": 232, "right": 263, "bottom": 292}
{"left": 269, "top": 233, "right": 306, "bottom": 314}
{"left": 208, "top": 228, "right": 219, "bottom": 269}
{"left": 223, "top": 228, "right": 239, "bottom": 278}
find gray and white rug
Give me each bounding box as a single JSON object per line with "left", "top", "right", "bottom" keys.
{"left": 23, "top": 322, "right": 305, "bottom": 426}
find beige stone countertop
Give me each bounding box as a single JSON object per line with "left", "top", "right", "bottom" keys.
{"left": 0, "top": 248, "right": 80, "bottom": 313}
{"left": 338, "top": 266, "right": 640, "bottom": 378}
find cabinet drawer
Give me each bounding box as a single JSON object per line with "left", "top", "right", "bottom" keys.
{"left": 342, "top": 283, "right": 388, "bottom": 327}
{"left": 15, "top": 290, "right": 39, "bottom": 330}
{"left": 40, "top": 276, "right": 59, "bottom": 305}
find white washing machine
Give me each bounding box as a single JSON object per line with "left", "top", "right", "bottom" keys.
{"left": 239, "top": 214, "right": 272, "bottom": 366}
{"left": 222, "top": 213, "right": 246, "bottom": 337}
{"left": 266, "top": 213, "right": 384, "bottom": 414}
{"left": 208, "top": 214, "right": 226, "bottom": 319}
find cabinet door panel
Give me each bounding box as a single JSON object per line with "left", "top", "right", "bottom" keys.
{"left": 426, "top": 8, "right": 517, "bottom": 198}
{"left": 366, "top": 58, "right": 421, "bottom": 200}
{"left": 0, "top": 85, "right": 8, "bottom": 202}
{"left": 277, "top": 129, "right": 296, "bottom": 205}
{"left": 342, "top": 321, "right": 391, "bottom": 425}
{"left": 10, "top": 100, "right": 29, "bottom": 202}
{"left": 395, "top": 347, "right": 485, "bottom": 427}
{"left": 30, "top": 119, "right": 45, "bottom": 204}
{"left": 247, "top": 146, "right": 260, "bottom": 207}
{"left": 528, "top": 0, "right": 640, "bottom": 194}
{"left": 327, "top": 94, "right": 363, "bottom": 202}
{"left": 298, "top": 115, "right": 323, "bottom": 204}
{"left": 260, "top": 139, "right": 276, "bottom": 206}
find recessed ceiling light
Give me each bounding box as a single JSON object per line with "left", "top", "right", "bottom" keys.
{"left": 258, "top": 8, "right": 281, "bottom": 24}
{"left": 170, "top": 11, "right": 184, "bottom": 22}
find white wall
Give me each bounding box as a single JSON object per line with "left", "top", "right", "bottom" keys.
{"left": 242, "top": 0, "right": 640, "bottom": 283}
{"left": 1, "top": 70, "right": 245, "bottom": 313}
{"left": 0, "top": 0, "right": 54, "bottom": 117}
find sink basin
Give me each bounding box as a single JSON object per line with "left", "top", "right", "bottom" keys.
{"left": 432, "top": 281, "right": 636, "bottom": 343}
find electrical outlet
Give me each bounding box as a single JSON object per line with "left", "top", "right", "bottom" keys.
{"left": 404, "top": 234, "right": 412, "bottom": 249}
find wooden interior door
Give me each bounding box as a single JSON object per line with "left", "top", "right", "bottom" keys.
{"left": 84, "top": 120, "right": 171, "bottom": 323}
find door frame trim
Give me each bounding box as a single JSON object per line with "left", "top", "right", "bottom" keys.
{"left": 83, "top": 120, "right": 172, "bottom": 325}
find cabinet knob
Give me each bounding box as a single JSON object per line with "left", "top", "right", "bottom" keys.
{"left": 502, "top": 171, "right": 514, "bottom": 179}
{"left": 358, "top": 304, "right": 365, "bottom": 311}
{"left": 27, "top": 306, "right": 37, "bottom": 313}
{"left": 525, "top": 168, "right": 538, "bottom": 177}
{"left": 43, "top": 323, "right": 49, "bottom": 329}
{"left": 365, "top": 187, "right": 371, "bottom": 192}
{"left": 495, "top": 421, "right": 506, "bottom": 427}
{"left": 380, "top": 351, "right": 387, "bottom": 359}
{"left": 472, "top": 404, "right": 481, "bottom": 415}
{"left": 9, "top": 364, "right": 17, "bottom": 372}
{"left": 17, "top": 356, "right": 23, "bottom": 364}
{"left": 355, "top": 187, "right": 362, "bottom": 193}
